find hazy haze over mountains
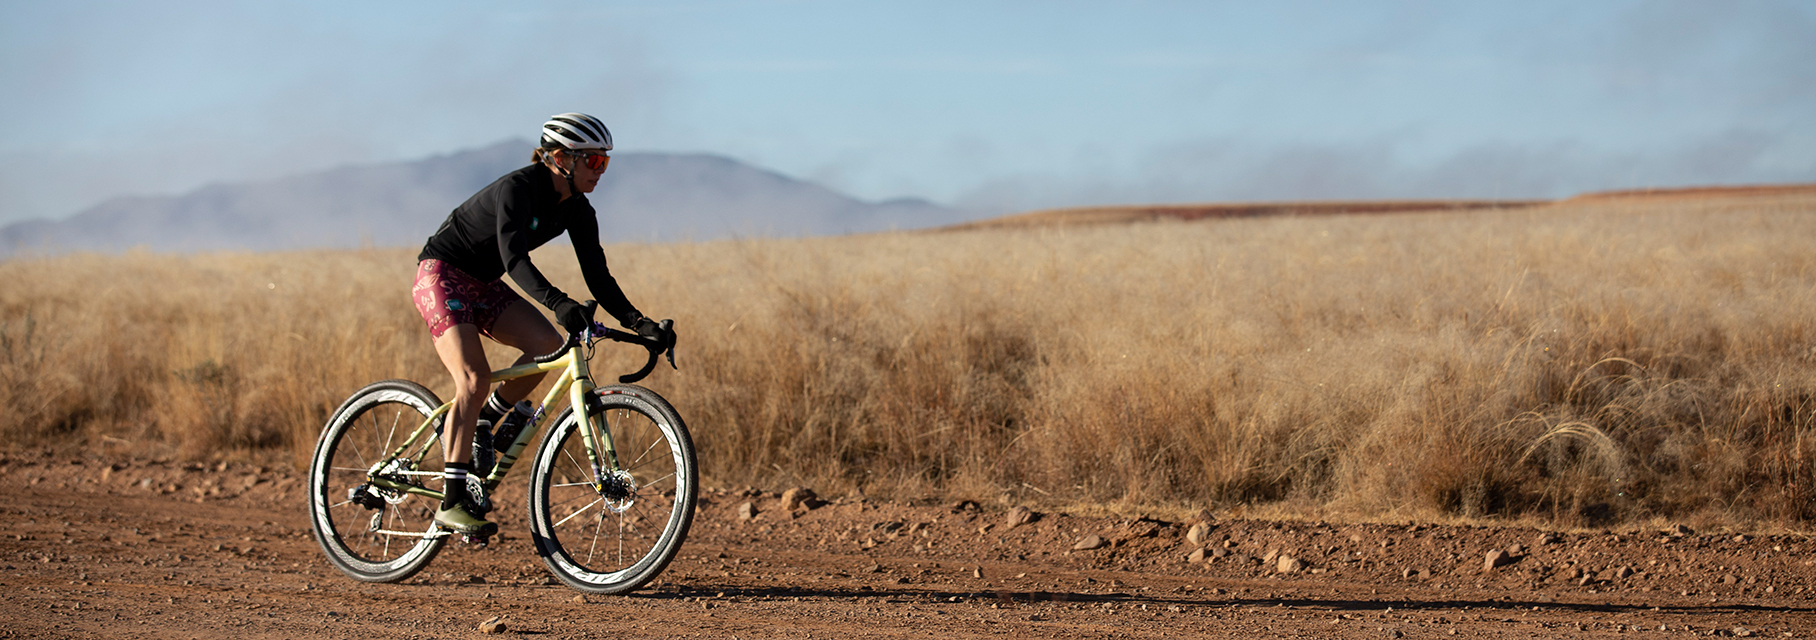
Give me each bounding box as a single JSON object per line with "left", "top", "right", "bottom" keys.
{"left": 0, "top": 140, "right": 974, "bottom": 256}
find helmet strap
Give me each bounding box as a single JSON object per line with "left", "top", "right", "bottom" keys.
{"left": 550, "top": 151, "right": 580, "bottom": 198}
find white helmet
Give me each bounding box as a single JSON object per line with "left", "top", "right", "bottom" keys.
{"left": 541, "top": 113, "right": 612, "bottom": 151}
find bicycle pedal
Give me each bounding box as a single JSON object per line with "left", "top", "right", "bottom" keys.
{"left": 467, "top": 476, "right": 494, "bottom": 515}
{"left": 461, "top": 534, "right": 491, "bottom": 548}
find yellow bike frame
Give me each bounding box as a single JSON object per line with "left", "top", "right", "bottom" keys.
{"left": 365, "top": 340, "right": 622, "bottom": 500}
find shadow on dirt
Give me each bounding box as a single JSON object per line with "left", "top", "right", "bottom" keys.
{"left": 626, "top": 583, "right": 1816, "bottom": 617}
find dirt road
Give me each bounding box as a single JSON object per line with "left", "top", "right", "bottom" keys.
{"left": 5, "top": 450, "right": 1815, "bottom": 638}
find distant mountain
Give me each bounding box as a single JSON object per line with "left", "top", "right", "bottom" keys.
{"left": 0, "top": 140, "right": 975, "bottom": 255}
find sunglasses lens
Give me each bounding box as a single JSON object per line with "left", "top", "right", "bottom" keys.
{"left": 586, "top": 154, "right": 609, "bottom": 170}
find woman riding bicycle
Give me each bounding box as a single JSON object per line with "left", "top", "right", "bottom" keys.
{"left": 413, "top": 112, "right": 675, "bottom": 537}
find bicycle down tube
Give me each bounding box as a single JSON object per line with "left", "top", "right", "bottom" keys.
{"left": 363, "top": 331, "right": 621, "bottom": 502}
{"left": 481, "top": 342, "right": 623, "bottom": 487}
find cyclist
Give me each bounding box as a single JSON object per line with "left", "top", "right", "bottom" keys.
{"left": 412, "top": 112, "right": 675, "bottom": 537}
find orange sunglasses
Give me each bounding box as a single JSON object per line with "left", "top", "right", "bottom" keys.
{"left": 572, "top": 151, "right": 610, "bottom": 171}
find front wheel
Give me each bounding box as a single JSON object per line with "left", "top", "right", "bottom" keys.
{"left": 528, "top": 384, "right": 697, "bottom": 594}
{"left": 308, "top": 379, "right": 449, "bottom": 582}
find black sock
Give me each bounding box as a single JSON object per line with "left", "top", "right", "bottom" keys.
{"left": 443, "top": 462, "right": 471, "bottom": 509}
{"left": 478, "top": 391, "right": 510, "bottom": 424}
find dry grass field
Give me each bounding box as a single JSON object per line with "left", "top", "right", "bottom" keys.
{"left": 4, "top": 187, "right": 1815, "bottom": 531}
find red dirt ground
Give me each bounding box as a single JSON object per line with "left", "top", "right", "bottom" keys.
{"left": 5, "top": 450, "right": 1816, "bottom": 638}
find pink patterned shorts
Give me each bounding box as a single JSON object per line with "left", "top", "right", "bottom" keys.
{"left": 413, "top": 259, "right": 524, "bottom": 339}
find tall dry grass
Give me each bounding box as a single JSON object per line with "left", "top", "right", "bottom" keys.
{"left": 4, "top": 191, "right": 1814, "bottom": 529}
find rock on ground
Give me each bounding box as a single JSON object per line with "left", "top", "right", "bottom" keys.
{"left": 1005, "top": 505, "right": 1037, "bottom": 529}
{"left": 1072, "top": 535, "right": 1107, "bottom": 551}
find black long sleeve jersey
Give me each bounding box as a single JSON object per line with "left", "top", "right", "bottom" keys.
{"left": 418, "top": 162, "right": 639, "bottom": 325}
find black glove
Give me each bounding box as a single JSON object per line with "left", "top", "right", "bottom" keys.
{"left": 553, "top": 298, "right": 594, "bottom": 335}
{"left": 632, "top": 317, "right": 676, "bottom": 348}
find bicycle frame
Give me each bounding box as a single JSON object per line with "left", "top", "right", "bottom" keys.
{"left": 362, "top": 336, "right": 620, "bottom": 502}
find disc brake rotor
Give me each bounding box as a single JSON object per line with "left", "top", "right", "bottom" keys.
{"left": 595, "top": 469, "right": 638, "bottom": 514}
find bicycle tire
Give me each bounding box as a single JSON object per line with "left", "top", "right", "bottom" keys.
{"left": 308, "top": 379, "right": 450, "bottom": 582}
{"left": 527, "top": 384, "right": 697, "bottom": 594}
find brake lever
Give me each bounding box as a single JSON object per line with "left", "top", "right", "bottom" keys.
{"left": 660, "top": 319, "right": 677, "bottom": 370}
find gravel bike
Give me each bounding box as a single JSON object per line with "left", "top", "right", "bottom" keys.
{"left": 306, "top": 301, "right": 694, "bottom": 594}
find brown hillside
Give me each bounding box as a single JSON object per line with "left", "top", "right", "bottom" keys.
{"left": 945, "top": 183, "right": 1816, "bottom": 231}
{"left": 1561, "top": 183, "right": 1816, "bottom": 203}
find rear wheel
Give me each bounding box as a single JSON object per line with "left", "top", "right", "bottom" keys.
{"left": 528, "top": 384, "right": 696, "bottom": 594}
{"left": 307, "top": 379, "right": 449, "bottom": 582}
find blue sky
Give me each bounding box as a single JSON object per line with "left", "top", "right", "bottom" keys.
{"left": 2, "top": 0, "right": 1812, "bottom": 225}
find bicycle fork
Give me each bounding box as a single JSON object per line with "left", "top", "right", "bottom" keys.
{"left": 568, "top": 358, "right": 628, "bottom": 498}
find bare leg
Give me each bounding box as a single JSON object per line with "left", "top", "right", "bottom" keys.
{"left": 432, "top": 324, "right": 490, "bottom": 465}
{"left": 484, "top": 301, "right": 566, "bottom": 404}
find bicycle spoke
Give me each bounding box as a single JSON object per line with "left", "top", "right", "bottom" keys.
{"left": 384, "top": 407, "right": 403, "bottom": 454}
{"left": 635, "top": 471, "right": 677, "bottom": 491}
{"left": 381, "top": 507, "right": 398, "bottom": 558}
{"left": 342, "top": 421, "right": 370, "bottom": 475}
{"left": 616, "top": 511, "right": 629, "bottom": 566}
{"left": 561, "top": 445, "right": 587, "bottom": 479}
{"left": 588, "top": 511, "right": 606, "bottom": 565}
{"left": 627, "top": 437, "right": 663, "bottom": 470}
{"left": 554, "top": 497, "right": 603, "bottom": 527}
